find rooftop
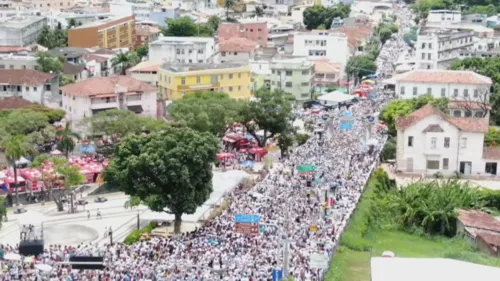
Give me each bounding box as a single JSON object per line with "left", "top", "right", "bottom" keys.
{"left": 128, "top": 60, "right": 163, "bottom": 72}
{"left": 477, "top": 231, "right": 500, "bottom": 246}
{"left": 219, "top": 37, "right": 258, "bottom": 52}
{"left": 0, "top": 97, "right": 34, "bottom": 110}
{"left": 0, "top": 16, "right": 45, "bottom": 29}
{"left": 71, "top": 16, "right": 133, "bottom": 29}
{"left": 51, "top": 47, "right": 90, "bottom": 58}
{"left": 0, "top": 69, "right": 55, "bottom": 86}
{"left": 60, "top": 75, "right": 156, "bottom": 97}
{"left": 393, "top": 70, "right": 492, "bottom": 85}
{"left": 396, "top": 104, "right": 489, "bottom": 132}
{"left": 161, "top": 62, "right": 248, "bottom": 73}
{"left": 331, "top": 25, "right": 373, "bottom": 48}
{"left": 135, "top": 25, "right": 161, "bottom": 36}
{"left": 63, "top": 62, "right": 86, "bottom": 75}
{"left": 457, "top": 209, "right": 500, "bottom": 232}
{"left": 150, "top": 36, "right": 214, "bottom": 46}
{"left": 313, "top": 58, "right": 341, "bottom": 74}
{"left": 81, "top": 53, "right": 108, "bottom": 63}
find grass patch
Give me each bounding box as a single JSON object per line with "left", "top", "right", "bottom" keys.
{"left": 123, "top": 221, "right": 158, "bottom": 245}
{"left": 325, "top": 170, "right": 500, "bottom": 281}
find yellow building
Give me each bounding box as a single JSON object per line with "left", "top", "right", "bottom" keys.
{"left": 158, "top": 63, "right": 252, "bottom": 100}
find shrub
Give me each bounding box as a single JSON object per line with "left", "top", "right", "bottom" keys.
{"left": 295, "top": 133, "right": 310, "bottom": 145}
{"left": 123, "top": 221, "right": 158, "bottom": 244}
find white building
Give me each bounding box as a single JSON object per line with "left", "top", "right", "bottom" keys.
{"left": 0, "top": 16, "right": 47, "bottom": 46}
{"left": 0, "top": 54, "right": 37, "bottom": 70}
{"left": 128, "top": 60, "right": 163, "bottom": 86}
{"left": 0, "top": 69, "right": 58, "bottom": 104}
{"left": 270, "top": 56, "right": 314, "bottom": 101}
{"left": 110, "top": 0, "right": 153, "bottom": 21}
{"left": 216, "top": 37, "right": 258, "bottom": 63}
{"left": 149, "top": 36, "right": 215, "bottom": 63}
{"left": 44, "top": 11, "right": 111, "bottom": 29}
{"left": 292, "top": 30, "right": 349, "bottom": 69}
{"left": 427, "top": 10, "right": 462, "bottom": 24}
{"left": 59, "top": 76, "right": 158, "bottom": 126}
{"left": 415, "top": 27, "right": 474, "bottom": 69}
{"left": 395, "top": 104, "right": 496, "bottom": 177}
{"left": 390, "top": 70, "right": 492, "bottom": 116}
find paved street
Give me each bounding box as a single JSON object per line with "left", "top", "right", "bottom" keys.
{"left": 0, "top": 170, "right": 248, "bottom": 246}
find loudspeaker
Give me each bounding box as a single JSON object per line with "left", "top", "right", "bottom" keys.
{"left": 69, "top": 256, "right": 105, "bottom": 270}
{"left": 19, "top": 240, "right": 44, "bottom": 256}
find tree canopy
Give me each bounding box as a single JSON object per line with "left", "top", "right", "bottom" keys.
{"left": 111, "top": 51, "right": 140, "bottom": 75}
{"left": 449, "top": 57, "right": 500, "bottom": 124}
{"left": 162, "top": 17, "right": 216, "bottom": 37}
{"left": 375, "top": 22, "right": 399, "bottom": 44}
{"left": 238, "top": 88, "right": 294, "bottom": 147}
{"left": 303, "top": 4, "right": 351, "bottom": 30}
{"left": 36, "top": 51, "right": 65, "bottom": 74}
{"left": 103, "top": 127, "right": 219, "bottom": 233}
{"left": 168, "top": 91, "right": 243, "bottom": 137}
{"left": 37, "top": 26, "right": 67, "bottom": 49}
{"left": 345, "top": 55, "right": 377, "bottom": 82}
{"left": 83, "top": 109, "right": 169, "bottom": 138}
{"left": 380, "top": 95, "right": 449, "bottom": 135}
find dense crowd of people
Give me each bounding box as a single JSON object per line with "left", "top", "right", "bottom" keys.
{"left": 0, "top": 4, "right": 413, "bottom": 281}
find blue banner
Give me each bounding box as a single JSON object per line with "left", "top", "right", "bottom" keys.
{"left": 340, "top": 122, "right": 353, "bottom": 131}
{"left": 272, "top": 269, "right": 283, "bottom": 281}
{"left": 234, "top": 214, "right": 260, "bottom": 224}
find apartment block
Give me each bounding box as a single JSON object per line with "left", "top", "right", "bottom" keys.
{"left": 158, "top": 62, "right": 252, "bottom": 100}
{"left": 293, "top": 30, "right": 349, "bottom": 68}
{"left": 149, "top": 36, "right": 215, "bottom": 63}
{"left": 270, "top": 57, "right": 314, "bottom": 101}
{"left": 0, "top": 16, "right": 47, "bottom": 46}
{"left": 218, "top": 22, "right": 268, "bottom": 47}
{"left": 68, "top": 16, "right": 135, "bottom": 48}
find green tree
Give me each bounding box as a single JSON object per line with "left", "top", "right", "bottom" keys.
{"left": 380, "top": 136, "right": 396, "bottom": 161}
{"left": 56, "top": 122, "right": 81, "bottom": 159}
{"left": 37, "top": 26, "right": 68, "bottom": 49}
{"left": 136, "top": 44, "right": 149, "bottom": 59}
{"left": 163, "top": 17, "right": 200, "bottom": 37}
{"left": 168, "top": 92, "right": 243, "bottom": 137}
{"left": 303, "top": 4, "right": 350, "bottom": 30}
{"left": 345, "top": 55, "right": 377, "bottom": 83}
{"left": 1, "top": 135, "right": 28, "bottom": 204}
{"left": 103, "top": 127, "right": 219, "bottom": 233}
{"left": 36, "top": 51, "right": 65, "bottom": 74}
{"left": 225, "top": 0, "right": 235, "bottom": 20}
{"left": 26, "top": 105, "right": 65, "bottom": 124}
{"left": 68, "top": 18, "right": 77, "bottom": 28}
{"left": 485, "top": 127, "right": 500, "bottom": 146}
{"left": 3, "top": 110, "right": 49, "bottom": 135}
{"left": 207, "top": 15, "right": 221, "bottom": 31}
{"left": 412, "top": 0, "right": 456, "bottom": 18}
{"left": 238, "top": 88, "right": 294, "bottom": 147}
{"left": 254, "top": 6, "right": 265, "bottom": 20}
{"left": 111, "top": 50, "right": 140, "bottom": 75}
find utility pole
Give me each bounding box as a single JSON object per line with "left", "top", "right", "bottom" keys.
{"left": 137, "top": 211, "right": 140, "bottom": 230}
{"left": 109, "top": 227, "right": 113, "bottom": 245}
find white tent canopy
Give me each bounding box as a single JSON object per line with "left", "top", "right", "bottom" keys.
{"left": 317, "top": 91, "right": 355, "bottom": 104}
{"left": 15, "top": 157, "right": 30, "bottom": 165}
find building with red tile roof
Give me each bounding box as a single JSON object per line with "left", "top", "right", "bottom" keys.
{"left": 135, "top": 25, "right": 161, "bottom": 48}
{"left": 395, "top": 104, "right": 496, "bottom": 177}
{"left": 218, "top": 22, "right": 268, "bottom": 47}
{"left": 218, "top": 37, "right": 258, "bottom": 63}
{"left": 60, "top": 76, "right": 158, "bottom": 125}
{"left": 0, "top": 97, "right": 34, "bottom": 110}
{"left": 0, "top": 69, "right": 58, "bottom": 104}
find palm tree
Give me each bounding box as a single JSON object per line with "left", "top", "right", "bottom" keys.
{"left": 254, "top": 6, "right": 264, "bottom": 20}
{"left": 111, "top": 50, "right": 140, "bottom": 75}
{"left": 56, "top": 122, "right": 81, "bottom": 160}
{"left": 224, "top": 0, "right": 235, "bottom": 20}
{"left": 2, "top": 135, "right": 27, "bottom": 205}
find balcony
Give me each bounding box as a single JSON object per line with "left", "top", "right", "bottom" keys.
{"left": 90, "top": 98, "right": 118, "bottom": 109}
{"left": 178, "top": 83, "right": 220, "bottom": 91}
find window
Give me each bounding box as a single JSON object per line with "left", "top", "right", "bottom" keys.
{"left": 302, "top": 70, "right": 309, "bottom": 75}
{"left": 427, "top": 87, "right": 432, "bottom": 95}
{"left": 285, "top": 71, "right": 292, "bottom": 76}
{"left": 46, "top": 84, "right": 51, "bottom": 91}
{"left": 176, "top": 49, "right": 180, "bottom": 55}
{"left": 431, "top": 137, "right": 437, "bottom": 149}
{"left": 211, "top": 75, "right": 217, "bottom": 83}
{"left": 453, "top": 110, "right": 462, "bottom": 117}
{"left": 422, "top": 42, "right": 426, "bottom": 49}
{"left": 421, "top": 53, "right": 425, "bottom": 59}
{"left": 277, "top": 70, "right": 281, "bottom": 75}
{"left": 461, "top": 137, "right": 467, "bottom": 148}
{"left": 229, "top": 86, "right": 233, "bottom": 92}
{"left": 441, "top": 88, "right": 446, "bottom": 97}
{"left": 25, "top": 87, "right": 29, "bottom": 91}
{"left": 412, "top": 87, "right": 417, "bottom": 96}
{"left": 272, "top": 70, "right": 275, "bottom": 74}
{"left": 238, "top": 73, "right": 241, "bottom": 78}
{"left": 408, "top": 136, "right": 414, "bottom": 147}
{"left": 486, "top": 162, "right": 497, "bottom": 174}
{"left": 443, "top": 158, "right": 449, "bottom": 170}
{"left": 428, "top": 53, "right": 431, "bottom": 60}
{"left": 429, "top": 43, "right": 432, "bottom": 49}
{"left": 301, "top": 82, "right": 309, "bottom": 87}
{"left": 475, "top": 111, "right": 484, "bottom": 118}
{"left": 474, "top": 89, "right": 479, "bottom": 98}
{"left": 400, "top": 86, "right": 405, "bottom": 95}
{"left": 33, "top": 87, "right": 37, "bottom": 91}
{"left": 453, "top": 89, "right": 458, "bottom": 97}
{"left": 277, "top": 82, "right": 281, "bottom": 88}
{"left": 444, "top": 137, "right": 450, "bottom": 148}
{"left": 229, "top": 74, "right": 233, "bottom": 79}
{"left": 463, "top": 89, "right": 469, "bottom": 97}
{"left": 285, "top": 82, "right": 292, "bottom": 87}
{"left": 196, "top": 76, "right": 201, "bottom": 84}
{"left": 238, "top": 86, "right": 241, "bottom": 91}
{"left": 198, "top": 49, "right": 204, "bottom": 54}
{"left": 426, "top": 160, "right": 440, "bottom": 169}
{"left": 181, "top": 78, "right": 186, "bottom": 85}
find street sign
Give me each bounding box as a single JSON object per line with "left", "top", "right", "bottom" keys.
{"left": 235, "top": 222, "right": 259, "bottom": 235}
{"left": 235, "top": 214, "right": 260, "bottom": 224}
{"left": 367, "top": 116, "right": 375, "bottom": 123}
{"left": 309, "top": 253, "right": 329, "bottom": 269}
{"left": 272, "top": 269, "right": 283, "bottom": 281}
{"left": 259, "top": 223, "right": 279, "bottom": 233}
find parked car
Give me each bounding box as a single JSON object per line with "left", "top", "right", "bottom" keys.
{"left": 94, "top": 196, "right": 107, "bottom": 203}
{"left": 76, "top": 199, "right": 88, "bottom": 205}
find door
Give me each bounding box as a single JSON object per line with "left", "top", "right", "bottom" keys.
{"left": 406, "top": 157, "right": 413, "bottom": 172}
{"left": 460, "top": 161, "right": 472, "bottom": 175}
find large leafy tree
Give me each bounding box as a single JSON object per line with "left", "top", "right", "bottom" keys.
{"left": 238, "top": 88, "right": 294, "bottom": 147}
{"left": 56, "top": 122, "right": 81, "bottom": 159}
{"left": 103, "top": 127, "right": 219, "bottom": 233}
{"left": 345, "top": 55, "right": 377, "bottom": 83}
{"left": 111, "top": 51, "right": 140, "bottom": 75}
{"left": 162, "top": 17, "right": 215, "bottom": 37}
{"left": 1, "top": 135, "right": 29, "bottom": 204}
{"left": 37, "top": 26, "right": 67, "bottom": 49}
{"left": 224, "top": 0, "right": 235, "bottom": 20}
{"left": 136, "top": 44, "right": 149, "bottom": 60}
{"left": 168, "top": 91, "right": 243, "bottom": 137}
{"left": 36, "top": 51, "right": 65, "bottom": 74}
{"left": 303, "top": 4, "right": 350, "bottom": 30}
